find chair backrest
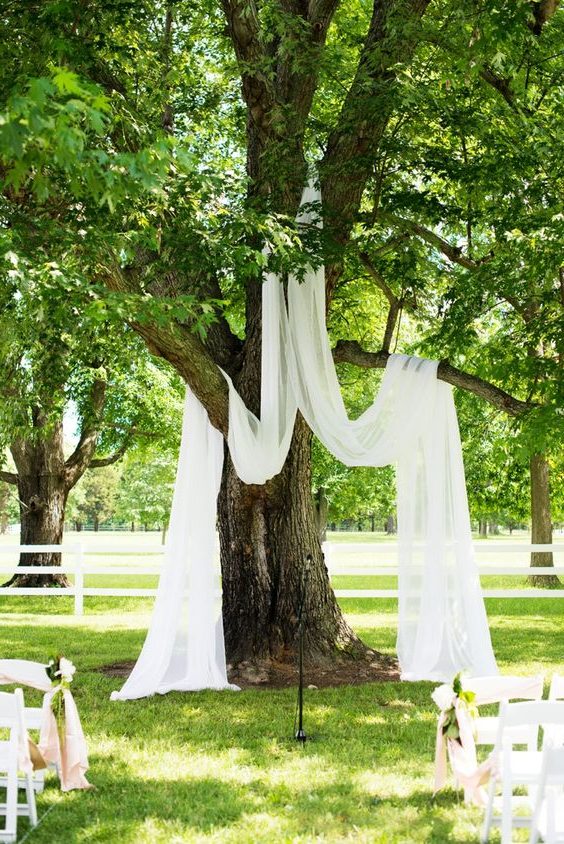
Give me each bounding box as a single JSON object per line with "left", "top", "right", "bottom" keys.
{"left": 0, "top": 689, "right": 19, "bottom": 723}
{"left": 494, "top": 701, "right": 564, "bottom": 752}
{"left": 0, "top": 689, "right": 24, "bottom": 753}
{"left": 463, "top": 674, "right": 544, "bottom": 706}
{"left": 0, "top": 659, "right": 51, "bottom": 692}
{"left": 549, "top": 674, "right": 564, "bottom": 701}
{"left": 530, "top": 746, "right": 564, "bottom": 844}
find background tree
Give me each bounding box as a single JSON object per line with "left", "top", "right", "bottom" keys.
{"left": 0, "top": 250, "right": 184, "bottom": 584}
{"left": 114, "top": 447, "right": 177, "bottom": 540}
{"left": 67, "top": 464, "right": 121, "bottom": 532}
{"left": 0, "top": 479, "right": 18, "bottom": 535}
{"left": 457, "top": 394, "right": 530, "bottom": 536}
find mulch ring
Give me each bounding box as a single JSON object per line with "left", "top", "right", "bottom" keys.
{"left": 100, "top": 654, "right": 400, "bottom": 690}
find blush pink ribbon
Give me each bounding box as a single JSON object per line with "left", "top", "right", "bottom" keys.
{"left": 0, "top": 659, "right": 91, "bottom": 791}
{"left": 433, "top": 674, "right": 544, "bottom": 805}
{"left": 434, "top": 700, "right": 495, "bottom": 806}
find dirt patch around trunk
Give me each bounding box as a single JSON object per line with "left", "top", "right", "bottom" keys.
{"left": 100, "top": 655, "right": 400, "bottom": 689}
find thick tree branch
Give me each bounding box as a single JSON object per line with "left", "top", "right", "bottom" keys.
{"left": 308, "top": 0, "right": 341, "bottom": 26}
{"left": 479, "top": 67, "right": 521, "bottom": 113}
{"left": 333, "top": 339, "right": 531, "bottom": 416}
{"left": 222, "top": 0, "right": 274, "bottom": 143}
{"left": 101, "top": 262, "right": 230, "bottom": 433}
{"left": 320, "top": 0, "right": 431, "bottom": 293}
{"left": 0, "top": 471, "right": 18, "bottom": 485}
{"left": 89, "top": 439, "right": 130, "bottom": 469}
{"left": 64, "top": 378, "right": 107, "bottom": 487}
{"left": 378, "top": 211, "right": 494, "bottom": 269}
{"left": 529, "top": 0, "right": 560, "bottom": 35}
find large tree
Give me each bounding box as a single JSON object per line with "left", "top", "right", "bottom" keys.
{"left": 1, "top": 0, "right": 562, "bottom": 665}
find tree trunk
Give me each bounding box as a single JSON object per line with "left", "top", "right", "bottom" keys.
{"left": 385, "top": 515, "right": 396, "bottom": 535}
{"left": 218, "top": 414, "right": 380, "bottom": 671}
{"left": 5, "top": 473, "right": 70, "bottom": 588}
{"left": 5, "top": 417, "right": 71, "bottom": 587}
{"left": 0, "top": 483, "right": 9, "bottom": 534}
{"left": 479, "top": 519, "right": 488, "bottom": 538}
{"left": 527, "top": 452, "right": 559, "bottom": 587}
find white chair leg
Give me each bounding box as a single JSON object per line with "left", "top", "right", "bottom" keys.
{"left": 481, "top": 777, "right": 496, "bottom": 843}
{"left": 546, "top": 789, "right": 556, "bottom": 844}
{"left": 24, "top": 772, "right": 37, "bottom": 827}
{"left": 501, "top": 767, "right": 513, "bottom": 844}
{"left": 4, "top": 755, "right": 18, "bottom": 843}
{"left": 32, "top": 768, "right": 46, "bottom": 793}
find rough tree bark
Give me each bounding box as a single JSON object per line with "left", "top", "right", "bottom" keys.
{"left": 219, "top": 415, "right": 369, "bottom": 668}
{"left": 527, "top": 453, "right": 559, "bottom": 587}
{"left": 8, "top": 417, "right": 70, "bottom": 587}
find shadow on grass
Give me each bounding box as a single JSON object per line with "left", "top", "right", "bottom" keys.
{"left": 29, "top": 767, "right": 481, "bottom": 844}
{"left": 32, "top": 769, "right": 249, "bottom": 843}
{"left": 1, "top": 604, "right": 559, "bottom": 842}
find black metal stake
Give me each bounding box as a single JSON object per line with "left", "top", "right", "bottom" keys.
{"left": 295, "top": 555, "right": 311, "bottom": 743}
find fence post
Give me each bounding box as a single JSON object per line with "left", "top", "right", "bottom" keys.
{"left": 74, "top": 543, "right": 84, "bottom": 616}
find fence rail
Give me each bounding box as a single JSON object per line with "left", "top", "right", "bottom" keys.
{"left": 0, "top": 542, "right": 562, "bottom": 615}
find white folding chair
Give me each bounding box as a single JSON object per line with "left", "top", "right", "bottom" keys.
{"left": 0, "top": 689, "right": 37, "bottom": 843}
{"left": 482, "top": 701, "right": 564, "bottom": 844}
{"left": 464, "top": 674, "right": 544, "bottom": 749}
{"left": 0, "top": 660, "right": 51, "bottom": 793}
{"left": 529, "top": 746, "right": 564, "bottom": 844}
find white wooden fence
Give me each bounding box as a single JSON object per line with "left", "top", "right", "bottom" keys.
{"left": 0, "top": 542, "right": 562, "bottom": 616}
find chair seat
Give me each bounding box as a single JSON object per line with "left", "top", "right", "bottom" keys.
{"left": 476, "top": 716, "right": 534, "bottom": 746}
{"left": 499, "top": 750, "right": 544, "bottom": 785}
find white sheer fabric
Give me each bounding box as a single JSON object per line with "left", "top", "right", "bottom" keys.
{"left": 286, "top": 258, "right": 496, "bottom": 679}
{"left": 111, "top": 390, "right": 238, "bottom": 700}
{"left": 222, "top": 189, "right": 496, "bottom": 681}
{"left": 223, "top": 273, "right": 297, "bottom": 484}
{"left": 113, "top": 184, "right": 497, "bottom": 699}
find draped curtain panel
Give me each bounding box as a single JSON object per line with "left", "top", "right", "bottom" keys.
{"left": 112, "top": 186, "right": 497, "bottom": 701}
{"left": 111, "top": 390, "right": 238, "bottom": 700}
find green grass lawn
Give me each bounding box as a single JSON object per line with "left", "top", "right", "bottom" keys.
{"left": 0, "top": 532, "right": 563, "bottom": 842}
